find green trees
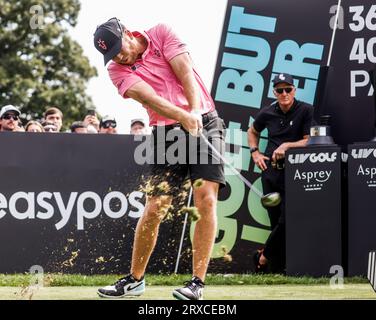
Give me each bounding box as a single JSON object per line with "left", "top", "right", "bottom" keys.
{"left": 0, "top": 0, "right": 97, "bottom": 129}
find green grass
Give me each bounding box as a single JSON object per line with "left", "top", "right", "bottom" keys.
{"left": 0, "top": 273, "right": 368, "bottom": 287}
{"left": 2, "top": 284, "right": 375, "bottom": 300}
{"left": 0, "top": 274, "right": 373, "bottom": 300}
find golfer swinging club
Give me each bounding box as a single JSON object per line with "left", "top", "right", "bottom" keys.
{"left": 93, "top": 18, "right": 226, "bottom": 300}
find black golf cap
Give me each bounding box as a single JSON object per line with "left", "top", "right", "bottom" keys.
{"left": 272, "top": 73, "right": 294, "bottom": 87}
{"left": 94, "top": 17, "right": 123, "bottom": 66}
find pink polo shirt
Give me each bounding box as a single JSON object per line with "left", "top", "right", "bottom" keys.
{"left": 107, "top": 23, "right": 215, "bottom": 126}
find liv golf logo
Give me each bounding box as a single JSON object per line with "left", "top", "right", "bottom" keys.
{"left": 288, "top": 152, "right": 337, "bottom": 192}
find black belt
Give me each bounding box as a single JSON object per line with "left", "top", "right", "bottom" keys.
{"left": 153, "top": 110, "right": 218, "bottom": 131}
{"left": 202, "top": 110, "right": 218, "bottom": 123}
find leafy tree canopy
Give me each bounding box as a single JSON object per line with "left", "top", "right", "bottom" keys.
{"left": 0, "top": 0, "right": 98, "bottom": 130}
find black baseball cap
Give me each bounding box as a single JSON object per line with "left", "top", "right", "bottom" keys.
{"left": 70, "top": 121, "right": 87, "bottom": 132}
{"left": 100, "top": 115, "right": 117, "bottom": 128}
{"left": 272, "top": 73, "right": 294, "bottom": 87}
{"left": 94, "top": 17, "right": 124, "bottom": 66}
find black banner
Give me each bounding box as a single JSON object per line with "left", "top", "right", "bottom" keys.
{"left": 324, "top": 0, "right": 376, "bottom": 146}
{"left": 0, "top": 133, "right": 187, "bottom": 274}
{"left": 211, "top": 0, "right": 334, "bottom": 270}
{"left": 210, "top": 0, "right": 376, "bottom": 273}
{"left": 285, "top": 146, "right": 342, "bottom": 277}
{"left": 348, "top": 142, "right": 376, "bottom": 276}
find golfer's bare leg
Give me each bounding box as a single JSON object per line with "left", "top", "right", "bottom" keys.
{"left": 192, "top": 180, "right": 219, "bottom": 281}
{"left": 131, "top": 195, "right": 172, "bottom": 280}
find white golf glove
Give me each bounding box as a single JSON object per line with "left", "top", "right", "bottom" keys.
{"left": 190, "top": 109, "right": 203, "bottom": 136}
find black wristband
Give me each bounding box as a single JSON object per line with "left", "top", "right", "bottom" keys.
{"left": 250, "top": 147, "right": 259, "bottom": 154}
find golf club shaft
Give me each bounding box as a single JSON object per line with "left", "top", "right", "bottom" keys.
{"left": 174, "top": 186, "right": 193, "bottom": 274}
{"left": 199, "top": 132, "right": 264, "bottom": 198}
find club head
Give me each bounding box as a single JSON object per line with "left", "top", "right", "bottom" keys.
{"left": 261, "top": 192, "right": 281, "bottom": 208}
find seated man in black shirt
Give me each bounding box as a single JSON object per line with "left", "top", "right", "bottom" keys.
{"left": 247, "top": 73, "right": 314, "bottom": 273}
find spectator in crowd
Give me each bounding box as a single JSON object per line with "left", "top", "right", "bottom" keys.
{"left": 16, "top": 121, "right": 25, "bottom": 132}
{"left": 0, "top": 105, "right": 21, "bottom": 132}
{"left": 99, "top": 115, "right": 117, "bottom": 134}
{"left": 83, "top": 110, "right": 100, "bottom": 133}
{"left": 130, "top": 118, "right": 147, "bottom": 135}
{"left": 44, "top": 107, "right": 63, "bottom": 132}
{"left": 70, "top": 121, "right": 88, "bottom": 134}
{"left": 41, "top": 120, "right": 58, "bottom": 133}
{"left": 25, "top": 120, "right": 45, "bottom": 133}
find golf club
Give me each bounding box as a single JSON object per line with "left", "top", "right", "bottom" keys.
{"left": 199, "top": 132, "right": 281, "bottom": 208}
{"left": 174, "top": 186, "right": 193, "bottom": 274}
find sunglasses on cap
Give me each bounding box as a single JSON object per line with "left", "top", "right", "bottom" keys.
{"left": 2, "top": 114, "right": 19, "bottom": 121}
{"left": 102, "top": 121, "right": 116, "bottom": 129}
{"left": 275, "top": 87, "right": 294, "bottom": 94}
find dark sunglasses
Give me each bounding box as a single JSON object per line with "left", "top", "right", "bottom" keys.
{"left": 275, "top": 87, "right": 294, "bottom": 94}
{"left": 102, "top": 122, "right": 116, "bottom": 129}
{"left": 1, "top": 114, "right": 19, "bottom": 121}
{"left": 44, "top": 126, "right": 57, "bottom": 132}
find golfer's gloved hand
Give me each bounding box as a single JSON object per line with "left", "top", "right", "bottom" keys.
{"left": 189, "top": 109, "right": 203, "bottom": 136}
{"left": 181, "top": 112, "right": 200, "bottom": 136}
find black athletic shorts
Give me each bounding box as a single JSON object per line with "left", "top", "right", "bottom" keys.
{"left": 145, "top": 110, "right": 226, "bottom": 196}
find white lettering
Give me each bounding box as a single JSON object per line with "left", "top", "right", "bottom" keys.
{"left": 103, "top": 192, "right": 128, "bottom": 219}
{"left": 294, "top": 169, "right": 332, "bottom": 183}
{"left": 55, "top": 192, "right": 78, "bottom": 230}
{"left": 357, "top": 164, "right": 376, "bottom": 179}
{"left": 350, "top": 70, "right": 372, "bottom": 97}
{"left": 0, "top": 193, "right": 7, "bottom": 219}
{"left": 77, "top": 192, "right": 102, "bottom": 230}
{"left": 36, "top": 192, "right": 54, "bottom": 219}
{"left": 288, "top": 152, "right": 337, "bottom": 164}
{"left": 128, "top": 191, "right": 145, "bottom": 218}
{"left": 9, "top": 192, "right": 35, "bottom": 220}
{"left": 351, "top": 148, "right": 376, "bottom": 159}
{"left": 0, "top": 191, "right": 145, "bottom": 231}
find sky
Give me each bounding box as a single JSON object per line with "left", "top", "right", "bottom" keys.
{"left": 69, "top": 0, "right": 228, "bottom": 134}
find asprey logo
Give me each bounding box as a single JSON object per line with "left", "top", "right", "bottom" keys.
{"left": 351, "top": 148, "right": 376, "bottom": 159}
{"left": 357, "top": 165, "right": 376, "bottom": 188}
{"left": 0, "top": 191, "right": 145, "bottom": 230}
{"left": 294, "top": 169, "right": 332, "bottom": 191}
{"left": 288, "top": 152, "right": 337, "bottom": 164}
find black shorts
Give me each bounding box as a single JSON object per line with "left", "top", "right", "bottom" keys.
{"left": 145, "top": 110, "right": 226, "bottom": 196}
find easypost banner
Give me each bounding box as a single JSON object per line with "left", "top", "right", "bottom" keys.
{"left": 0, "top": 133, "right": 186, "bottom": 274}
